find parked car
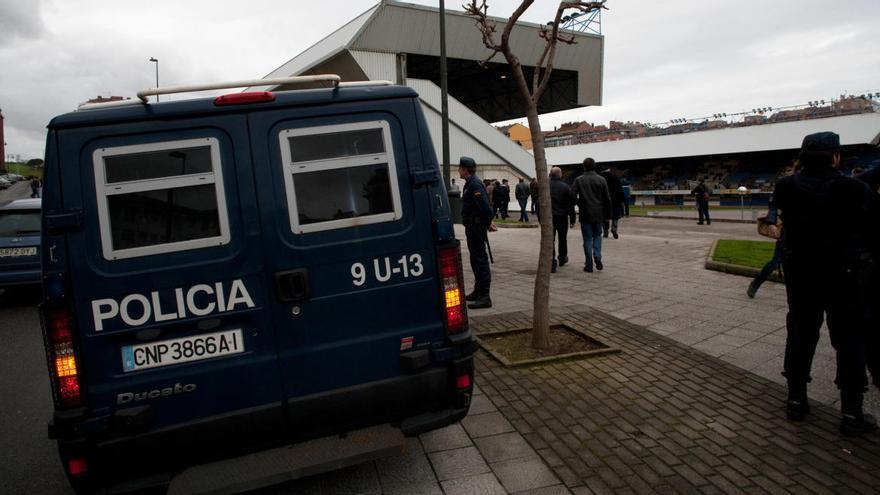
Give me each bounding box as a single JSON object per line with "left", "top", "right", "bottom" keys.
{"left": 41, "top": 75, "right": 473, "bottom": 494}
{"left": 0, "top": 198, "right": 42, "bottom": 287}
{"left": 0, "top": 178, "right": 10, "bottom": 190}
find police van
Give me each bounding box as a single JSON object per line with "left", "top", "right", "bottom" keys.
{"left": 40, "top": 75, "right": 474, "bottom": 494}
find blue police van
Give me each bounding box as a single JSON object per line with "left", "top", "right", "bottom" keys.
{"left": 40, "top": 75, "right": 474, "bottom": 494}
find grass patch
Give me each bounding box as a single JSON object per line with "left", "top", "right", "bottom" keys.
{"left": 712, "top": 239, "right": 776, "bottom": 269}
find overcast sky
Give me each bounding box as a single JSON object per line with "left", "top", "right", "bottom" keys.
{"left": 2, "top": 0, "right": 879, "bottom": 159}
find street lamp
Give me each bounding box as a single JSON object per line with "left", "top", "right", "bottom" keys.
{"left": 737, "top": 186, "right": 748, "bottom": 220}
{"left": 149, "top": 57, "right": 159, "bottom": 102}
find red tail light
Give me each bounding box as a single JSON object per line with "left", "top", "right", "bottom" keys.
{"left": 67, "top": 458, "right": 88, "bottom": 477}
{"left": 456, "top": 373, "right": 471, "bottom": 389}
{"left": 43, "top": 305, "right": 83, "bottom": 408}
{"left": 438, "top": 244, "right": 468, "bottom": 334}
{"left": 214, "top": 91, "right": 275, "bottom": 106}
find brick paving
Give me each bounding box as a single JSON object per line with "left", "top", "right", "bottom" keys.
{"left": 469, "top": 218, "right": 880, "bottom": 416}
{"left": 256, "top": 385, "right": 569, "bottom": 494}
{"left": 471, "top": 307, "right": 880, "bottom": 494}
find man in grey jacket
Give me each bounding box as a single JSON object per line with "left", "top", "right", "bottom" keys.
{"left": 572, "top": 158, "right": 611, "bottom": 272}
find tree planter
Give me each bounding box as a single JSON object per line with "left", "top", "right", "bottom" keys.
{"left": 476, "top": 324, "right": 619, "bottom": 367}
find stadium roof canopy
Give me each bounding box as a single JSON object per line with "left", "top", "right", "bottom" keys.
{"left": 546, "top": 113, "right": 880, "bottom": 165}
{"left": 251, "top": 0, "right": 604, "bottom": 122}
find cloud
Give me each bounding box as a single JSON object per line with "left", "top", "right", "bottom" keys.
{"left": 0, "top": 0, "right": 46, "bottom": 45}
{"left": 3, "top": 0, "right": 880, "bottom": 159}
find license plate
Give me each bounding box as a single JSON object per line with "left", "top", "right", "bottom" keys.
{"left": 0, "top": 247, "right": 37, "bottom": 257}
{"left": 121, "top": 329, "right": 244, "bottom": 372}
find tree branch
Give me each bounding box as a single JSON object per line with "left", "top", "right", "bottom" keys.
{"left": 534, "top": 1, "right": 606, "bottom": 100}
{"left": 463, "top": 0, "right": 502, "bottom": 65}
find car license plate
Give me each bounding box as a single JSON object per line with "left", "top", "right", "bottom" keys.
{"left": 121, "top": 329, "right": 244, "bottom": 372}
{"left": 0, "top": 247, "right": 37, "bottom": 257}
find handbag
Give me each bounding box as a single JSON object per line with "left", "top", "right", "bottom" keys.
{"left": 756, "top": 214, "right": 782, "bottom": 240}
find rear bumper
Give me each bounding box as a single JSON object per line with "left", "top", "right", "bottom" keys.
{"left": 0, "top": 267, "right": 40, "bottom": 287}
{"left": 53, "top": 346, "right": 474, "bottom": 494}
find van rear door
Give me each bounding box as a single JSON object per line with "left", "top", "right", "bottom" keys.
{"left": 57, "top": 116, "right": 286, "bottom": 458}
{"left": 249, "top": 100, "right": 447, "bottom": 437}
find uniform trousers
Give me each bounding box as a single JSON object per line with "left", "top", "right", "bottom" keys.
{"left": 782, "top": 258, "right": 868, "bottom": 392}
{"left": 464, "top": 223, "right": 491, "bottom": 292}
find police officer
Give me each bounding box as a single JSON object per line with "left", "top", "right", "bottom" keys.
{"left": 459, "top": 157, "right": 493, "bottom": 309}
{"left": 856, "top": 164, "right": 880, "bottom": 391}
{"left": 775, "top": 132, "right": 876, "bottom": 436}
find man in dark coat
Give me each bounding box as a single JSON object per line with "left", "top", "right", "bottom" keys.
{"left": 599, "top": 167, "right": 625, "bottom": 238}
{"left": 529, "top": 178, "right": 539, "bottom": 215}
{"left": 856, "top": 164, "right": 880, "bottom": 392}
{"left": 572, "top": 158, "right": 611, "bottom": 272}
{"left": 499, "top": 179, "right": 511, "bottom": 219}
{"left": 549, "top": 167, "right": 576, "bottom": 273}
{"left": 515, "top": 178, "right": 530, "bottom": 222}
{"left": 691, "top": 180, "right": 711, "bottom": 225}
{"left": 775, "top": 132, "right": 876, "bottom": 436}
{"left": 459, "top": 157, "right": 494, "bottom": 309}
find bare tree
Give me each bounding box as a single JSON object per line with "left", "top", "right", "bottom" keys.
{"left": 464, "top": 0, "right": 607, "bottom": 349}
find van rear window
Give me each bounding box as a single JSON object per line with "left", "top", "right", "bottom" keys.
{"left": 294, "top": 163, "right": 394, "bottom": 225}
{"left": 0, "top": 210, "right": 41, "bottom": 236}
{"left": 288, "top": 128, "right": 384, "bottom": 162}
{"left": 92, "top": 138, "right": 231, "bottom": 260}
{"left": 279, "top": 121, "right": 402, "bottom": 234}
{"left": 104, "top": 146, "right": 213, "bottom": 183}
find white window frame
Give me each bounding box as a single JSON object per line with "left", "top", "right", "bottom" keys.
{"left": 92, "top": 137, "right": 231, "bottom": 260}
{"left": 278, "top": 120, "right": 402, "bottom": 234}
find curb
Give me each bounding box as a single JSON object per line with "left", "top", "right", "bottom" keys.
{"left": 704, "top": 239, "right": 784, "bottom": 283}
{"left": 493, "top": 222, "right": 538, "bottom": 229}
{"left": 642, "top": 213, "right": 754, "bottom": 224}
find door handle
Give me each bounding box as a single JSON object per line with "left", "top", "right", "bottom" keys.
{"left": 275, "top": 269, "right": 310, "bottom": 303}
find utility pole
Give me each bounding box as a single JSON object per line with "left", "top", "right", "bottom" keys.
{"left": 439, "top": 0, "right": 450, "bottom": 187}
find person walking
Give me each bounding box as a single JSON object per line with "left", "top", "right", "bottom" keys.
{"left": 459, "top": 157, "right": 494, "bottom": 309}
{"left": 485, "top": 180, "right": 496, "bottom": 218}
{"left": 748, "top": 193, "right": 782, "bottom": 298}
{"left": 856, "top": 164, "right": 880, "bottom": 391}
{"left": 691, "top": 180, "right": 711, "bottom": 225}
{"left": 500, "top": 179, "right": 511, "bottom": 219}
{"left": 572, "top": 158, "right": 611, "bottom": 273}
{"left": 775, "top": 132, "right": 876, "bottom": 436}
{"left": 30, "top": 177, "right": 40, "bottom": 198}
{"left": 549, "top": 167, "right": 576, "bottom": 273}
{"left": 747, "top": 241, "right": 782, "bottom": 298}
{"left": 599, "top": 167, "right": 625, "bottom": 239}
{"left": 515, "top": 178, "right": 530, "bottom": 222}
{"left": 448, "top": 178, "right": 460, "bottom": 195}
{"left": 529, "top": 178, "right": 539, "bottom": 215}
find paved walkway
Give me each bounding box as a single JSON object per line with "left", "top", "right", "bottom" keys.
{"left": 472, "top": 307, "right": 880, "bottom": 494}
{"left": 468, "top": 218, "right": 879, "bottom": 416}
{"left": 260, "top": 217, "right": 879, "bottom": 494}
{"left": 256, "top": 384, "right": 565, "bottom": 494}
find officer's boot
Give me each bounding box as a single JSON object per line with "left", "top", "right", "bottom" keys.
{"left": 465, "top": 289, "right": 479, "bottom": 301}
{"left": 786, "top": 381, "right": 810, "bottom": 421}
{"left": 467, "top": 288, "right": 492, "bottom": 309}
{"left": 840, "top": 389, "right": 878, "bottom": 436}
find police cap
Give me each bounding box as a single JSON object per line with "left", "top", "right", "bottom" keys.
{"left": 459, "top": 156, "right": 477, "bottom": 170}
{"left": 801, "top": 132, "right": 840, "bottom": 152}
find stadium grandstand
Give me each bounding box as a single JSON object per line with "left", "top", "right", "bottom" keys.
{"left": 533, "top": 93, "right": 880, "bottom": 208}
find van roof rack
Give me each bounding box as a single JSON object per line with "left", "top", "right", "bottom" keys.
{"left": 136, "top": 74, "right": 344, "bottom": 103}
{"left": 76, "top": 75, "right": 395, "bottom": 111}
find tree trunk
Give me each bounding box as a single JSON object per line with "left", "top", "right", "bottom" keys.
{"left": 526, "top": 108, "right": 553, "bottom": 350}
